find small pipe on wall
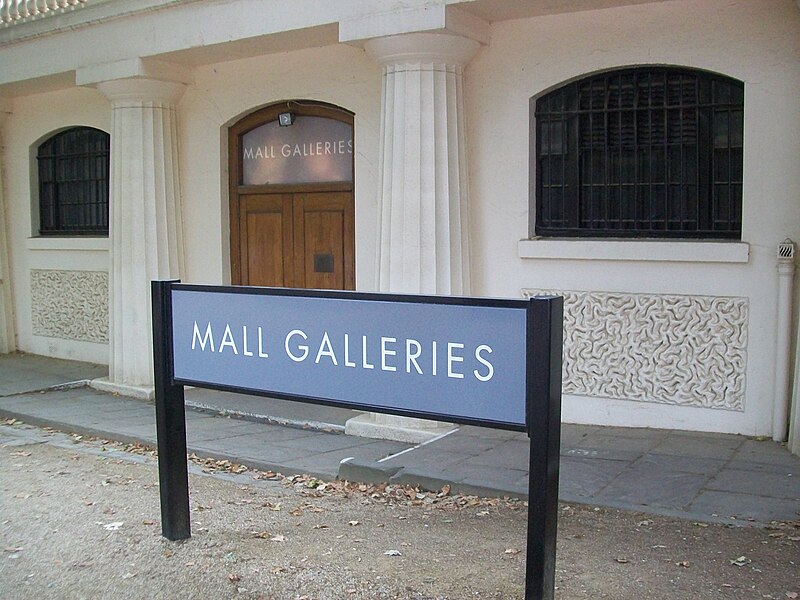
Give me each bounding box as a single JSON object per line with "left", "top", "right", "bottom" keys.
{"left": 774, "top": 239, "right": 796, "bottom": 442}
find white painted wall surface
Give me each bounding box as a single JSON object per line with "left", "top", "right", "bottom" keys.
{"left": 465, "top": 0, "right": 800, "bottom": 435}
{"left": 3, "top": 87, "right": 111, "bottom": 364}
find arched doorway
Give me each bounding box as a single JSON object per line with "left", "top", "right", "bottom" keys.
{"left": 228, "top": 101, "right": 355, "bottom": 289}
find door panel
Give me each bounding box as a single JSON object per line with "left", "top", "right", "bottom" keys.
{"left": 239, "top": 194, "right": 293, "bottom": 287}
{"left": 235, "top": 192, "right": 353, "bottom": 290}
{"left": 294, "top": 193, "right": 354, "bottom": 290}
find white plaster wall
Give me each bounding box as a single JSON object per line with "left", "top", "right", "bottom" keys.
{"left": 178, "top": 43, "right": 382, "bottom": 290}
{"left": 3, "top": 86, "right": 111, "bottom": 364}
{"left": 465, "top": 0, "right": 800, "bottom": 435}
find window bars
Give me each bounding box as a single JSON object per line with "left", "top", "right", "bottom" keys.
{"left": 37, "top": 127, "right": 109, "bottom": 235}
{"left": 535, "top": 67, "right": 744, "bottom": 239}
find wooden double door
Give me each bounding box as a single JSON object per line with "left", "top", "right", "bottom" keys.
{"left": 234, "top": 188, "right": 354, "bottom": 290}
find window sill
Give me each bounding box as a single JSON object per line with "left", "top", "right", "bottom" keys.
{"left": 518, "top": 238, "right": 750, "bottom": 263}
{"left": 27, "top": 237, "right": 109, "bottom": 252}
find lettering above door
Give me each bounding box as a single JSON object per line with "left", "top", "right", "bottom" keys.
{"left": 242, "top": 116, "right": 353, "bottom": 185}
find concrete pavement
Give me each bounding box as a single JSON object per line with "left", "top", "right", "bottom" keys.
{"left": 0, "top": 353, "right": 798, "bottom": 526}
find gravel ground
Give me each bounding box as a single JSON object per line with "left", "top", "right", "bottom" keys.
{"left": 0, "top": 421, "right": 798, "bottom": 600}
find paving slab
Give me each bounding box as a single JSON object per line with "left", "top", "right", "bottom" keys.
{"left": 0, "top": 353, "right": 106, "bottom": 395}
{"left": 382, "top": 449, "right": 475, "bottom": 475}
{"left": 458, "top": 425, "right": 523, "bottom": 441}
{"left": 274, "top": 432, "right": 388, "bottom": 453}
{"left": 186, "top": 421, "right": 270, "bottom": 443}
{"left": 560, "top": 445, "right": 643, "bottom": 462}
{"left": 466, "top": 440, "right": 530, "bottom": 469}
{"left": 727, "top": 459, "right": 800, "bottom": 475}
{"left": 631, "top": 453, "right": 728, "bottom": 476}
{"left": 579, "top": 431, "right": 663, "bottom": 453}
{"left": 424, "top": 431, "right": 502, "bottom": 455}
{"left": 689, "top": 490, "right": 800, "bottom": 523}
{"left": 652, "top": 432, "right": 745, "bottom": 459}
{"left": 559, "top": 456, "right": 631, "bottom": 498}
{"left": 735, "top": 439, "right": 800, "bottom": 466}
{"left": 706, "top": 468, "right": 800, "bottom": 500}
{"left": 558, "top": 424, "right": 601, "bottom": 443}
{"left": 595, "top": 464, "right": 710, "bottom": 510}
{"left": 186, "top": 388, "right": 358, "bottom": 429}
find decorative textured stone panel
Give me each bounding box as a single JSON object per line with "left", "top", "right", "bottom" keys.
{"left": 522, "top": 289, "right": 748, "bottom": 411}
{"left": 31, "top": 270, "right": 108, "bottom": 344}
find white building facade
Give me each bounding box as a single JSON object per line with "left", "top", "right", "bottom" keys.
{"left": 0, "top": 0, "right": 798, "bottom": 449}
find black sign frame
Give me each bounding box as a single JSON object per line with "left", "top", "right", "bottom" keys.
{"left": 151, "top": 280, "right": 562, "bottom": 600}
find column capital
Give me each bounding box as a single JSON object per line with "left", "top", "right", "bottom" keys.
{"left": 96, "top": 77, "right": 186, "bottom": 107}
{"left": 78, "top": 57, "right": 190, "bottom": 106}
{"left": 365, "top": 32, "right": 480, "bottom": 69}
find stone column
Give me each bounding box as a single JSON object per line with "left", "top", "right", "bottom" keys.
{"left": 0, "top": 100, "right": 15, "bottom": 354}
{"left": 369, "top": 33, "right": 479, "bottom": 295}
{"left": 95, "top": 77, "right": 185, "bottom": 393}
{"left": 346, "top": 33, "right": 479, "bottom": 443}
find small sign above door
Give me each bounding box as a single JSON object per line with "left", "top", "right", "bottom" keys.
{"left": 242, "top": 116, "right": 353, "bottom": 185}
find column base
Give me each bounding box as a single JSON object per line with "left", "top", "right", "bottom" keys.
{"left": 90, "top": 377, "right": 154, "bottom": 401}
{"left": 345, "top": 413, "right": 456, "bottom": 444}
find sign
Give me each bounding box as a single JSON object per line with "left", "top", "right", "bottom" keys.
{"left": 151, "top": 282, "right": 562, "bottom": 600}
{"left": 242, "top": 116, "right": 353, "bottom": 185}
{"left": 171, "top": 289, "right": 527, "bottom": 428}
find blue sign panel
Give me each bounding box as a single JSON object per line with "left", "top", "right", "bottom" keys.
{"left": 170, "top": 288, "right": 528, "bottom": 428}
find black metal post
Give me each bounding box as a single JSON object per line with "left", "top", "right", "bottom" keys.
{"left": 151, "top": 279, "right": 191, "bottom": 541}
{"left": 525, "top": 296, "right": 563, "bottom": 600}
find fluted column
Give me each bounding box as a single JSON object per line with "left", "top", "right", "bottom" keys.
{"left": 345, "top": 33, "right": 479, "bottom": 443}
{"left": 97, "top": 77, "right": 185, "bottom": 389}
{"left": 367, "top": 33, "right": 479, "bottom": 295}
{"left": 0, "top": 100, "right": 15, "bottom": 354}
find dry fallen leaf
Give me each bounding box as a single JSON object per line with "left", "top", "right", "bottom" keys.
{"left": 228, "top": 574, "right": 240, "bottom": 583}
{"left": 348, "top": 520, "right": 361, "bottom": 526}
{"left": 676, "top": 560, "right": 690, "bottom": 568}
{"left": 615, "top": 558, "right": 630, "bottom": 564}
{"left": 270, "top": 534, "right": 286, "bottom": 542}
{"left": 384, "top": 549, "right": 402, "bottom": 556}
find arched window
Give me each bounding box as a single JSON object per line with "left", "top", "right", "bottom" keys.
{"left": 533, "top": 67, "right": 743, "bottom": 239}
{"left": 37, "top": 127, "right": 110, "bottom": 235}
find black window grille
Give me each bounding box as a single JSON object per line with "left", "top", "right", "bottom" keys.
{"left": 534, "top": 67, "right": 744, "bottom": 238}
{"left": 37, "top": 127, "right": 110, "bottom": 236}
